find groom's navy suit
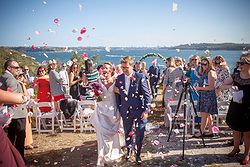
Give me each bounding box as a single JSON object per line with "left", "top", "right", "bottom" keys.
{"left": 115, "top": 71, "right": 151, "bottom": 156}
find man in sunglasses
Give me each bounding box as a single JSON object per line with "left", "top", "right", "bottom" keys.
{"left": 0, "top": 59, "right": 29, "bottom": 162}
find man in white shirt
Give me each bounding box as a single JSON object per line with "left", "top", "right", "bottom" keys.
{"left": 59, "top": 63, "right": 69, "bottom": 94}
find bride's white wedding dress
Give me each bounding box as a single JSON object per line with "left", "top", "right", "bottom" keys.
{"left": 90, "top": 80, "right": 123, "bottom": 166}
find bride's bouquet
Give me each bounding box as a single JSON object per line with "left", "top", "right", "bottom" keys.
{"left": 89, "top": 82, "right": 103, "bottom": 102}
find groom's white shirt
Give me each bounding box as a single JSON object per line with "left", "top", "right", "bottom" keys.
{"left": 125, "top": 72, "right": 133, "bottom": 92}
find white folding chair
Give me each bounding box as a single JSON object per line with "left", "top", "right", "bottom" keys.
{"left": 214, "top": 101, "right": 230, "bottom": 127}
{"left": 35, "top": 102, "right": 58, "bottom": 134}
{"left": 79, "top": 100, "right": 96, "bottom": 133}
{"left": 59, "top": 98, "right": 81, "bottom": 132}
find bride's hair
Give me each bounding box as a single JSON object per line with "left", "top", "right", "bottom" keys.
{"left": 103, "top": 62, "right": 115, "bottom": 76}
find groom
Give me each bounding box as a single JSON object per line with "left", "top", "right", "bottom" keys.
{"left": 115, "top": 56, "right": 151, "bottom": 165}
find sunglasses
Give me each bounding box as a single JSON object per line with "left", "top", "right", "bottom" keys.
{"left": 10, "top": 66, "right": 20, "bottom": 69}
{"left": 237, "top": 61, "right": 249, "bottom": 66}
{"left": 201, "top": 63, "right": 208, "bottom": 66}
{"left": 215, "top": 61, "right": 221, "bottom": 65}
{"left": 39, "top": 70, "right": 45, "bottom": 73}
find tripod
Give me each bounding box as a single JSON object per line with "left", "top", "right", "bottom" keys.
{"left": 166, "top": 81, "right": 206, "bottom": 160}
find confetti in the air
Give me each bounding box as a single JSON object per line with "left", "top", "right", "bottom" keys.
{"left": 77, "top": 36, "right": 83, "bottom": 41}
{"left": 172, "top": 2, "right": 178, "bottom": 12}
{"left": 35, "top": 31, "right": 41, "bottom": 35}
{"left": 79, "top": 4, "right": 83, "bottom": 12}
{"left": 80, "top": 27, "right": 87, "bottom": 34}
{"left": 72, "top": 28, "right": 78, "bottom": 33}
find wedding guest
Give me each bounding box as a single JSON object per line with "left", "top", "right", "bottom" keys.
{"left": 217, "top": 53, "right": 250, "bottom": 165}
{"left": 0, "top": 60, "right": 27, "bottom": 160}
{"left": 79, "top": 59, "right": 98, "bottom": 98}
{"left": 90, "top": 62, "right": 123, "bottom": 166}
{"left": 133, "top": 61, "right": 141, "bottom": 73}
{"left": 97, "top": 64, "right": 104, "bottom": 75}
{"left": 189, "top": 55, "right": 201, "bottom": 85}
{"left": 213, "top": 55, "right": 232, "bottom": 101}
{"left": 115, "top": 56, "right": 151, "bottom": 165}
{"left": 48, "top": 59, "right": 65, "bottom": 112}
{"left": 175, "top": 57, "right": 184, "bottom": 69}
{"left": 34, "top": 66, "right": 52, "bottom": 112}
{"left": 148, "top": 58, "right": 161, "bottom": 99}
{"left": 163, "top": 57, "right": 184, "bottom": 128}
{"left": 84, "top": 59, "right": 99, "bottom": 84}
{"left": 194, "top": 57, "right": 218, "bottom": 137}
{"left": 16, "top": 70, "right": 34, "bottom": 150}
{"left": 140, "top": 61, "right": 148, "bottom": 77}
{"left": 68, "top": 62, "right": 81, "bottom": 100}
{"left": 23, "top": 65, "right": 34, "bottom": 84}
{"left": 59, "top": 63, "right": 69, "bottom": 94}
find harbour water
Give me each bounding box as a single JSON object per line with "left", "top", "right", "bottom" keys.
{"left": 26, "top": 48, "right": 243, "bottom": 71}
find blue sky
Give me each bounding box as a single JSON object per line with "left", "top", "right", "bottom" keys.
{"left": 0, "top": 0, "right": 249, "bottom": 47}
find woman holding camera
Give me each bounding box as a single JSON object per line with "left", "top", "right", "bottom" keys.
{"left": 194, "top": 57, "right": 218, "bottom": 137}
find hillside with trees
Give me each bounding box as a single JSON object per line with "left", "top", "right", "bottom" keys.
{"left": 0, "top": 47, "right": 39, "bottom": 75}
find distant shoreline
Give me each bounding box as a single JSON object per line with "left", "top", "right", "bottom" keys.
{"left": 1, "top": 42, "right": 250, "bottom": 53}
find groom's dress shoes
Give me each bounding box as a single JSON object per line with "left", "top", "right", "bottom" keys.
{"left": 125, "top": 149, "right": 132, "bottom": 161}
{"left": 136, "top": 155, "right": 142, "bottom": 165}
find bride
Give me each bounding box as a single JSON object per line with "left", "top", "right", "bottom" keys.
{"left": 90, "top": 62, "right": 124, "bottom": 166}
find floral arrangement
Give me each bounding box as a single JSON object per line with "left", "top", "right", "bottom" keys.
{"left": 89, "top": 82, "right": 103, "bottom": 102}
{"left": 139, "top": 53, "right": 166, "bottom": 62}
{"left": 130, "top": 75, "right": 136, "bottom": 81}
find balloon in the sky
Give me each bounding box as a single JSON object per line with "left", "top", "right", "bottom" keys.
{"left": 27, "top": 37, "right": 31, "bottom": 40}
{"left": 31, "top": 45, "right": 36, "bottom": 50}
{"left": 72, "top": 29, "right": 78, "bottom": 33}
{"left": 172, "top": 2, "right": 178, "bottom": 12}
{"left": 80, "top": 27, "right": 87, "bottom": 34}
{"left": 54, "top": 18, "right": 59, "bottom": 24}
{"left": 77, "top": 36, "right": 83, "bottom": 41}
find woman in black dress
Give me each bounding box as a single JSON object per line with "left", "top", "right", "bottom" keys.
{"left": 218, "top": 53, "right": 250, "bottom": 165}
{"left": 69, "top": 62, "right": 81, "bottom": 100}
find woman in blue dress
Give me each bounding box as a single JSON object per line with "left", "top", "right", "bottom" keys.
{"left": 194, "top": 57, "right": 218, "bottom": 137}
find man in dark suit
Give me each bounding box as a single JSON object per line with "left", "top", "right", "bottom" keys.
{"left": 0, "top": 60, "right": 27, "bottom": 160}
{"left": 115, "top": 56, "right": 151, "bottom": 165}
{"left": 148, "top": 58, "right": 161, "bottom": 100}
